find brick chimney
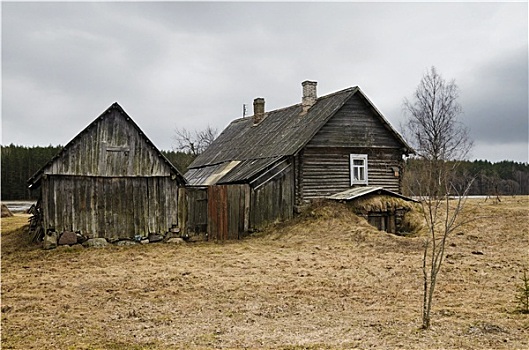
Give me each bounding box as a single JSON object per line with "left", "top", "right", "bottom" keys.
{"left": 253, "top": 97, "right": 265, "bottom": 125}
{"left": 302, "top": 80, "right": 317, "bottom": 113}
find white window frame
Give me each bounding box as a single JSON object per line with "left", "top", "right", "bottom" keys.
{"left": 350, "top": 154, "right": 368, "bottom": 185}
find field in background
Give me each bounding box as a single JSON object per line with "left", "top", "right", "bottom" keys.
{"left": 1, "top": 197, "right": 528, "bottom": 349}
{"left": 2, "top": 201, "right": 35, "bottom": 214}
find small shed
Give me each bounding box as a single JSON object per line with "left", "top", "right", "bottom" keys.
{"left": 27, "top": 102, "right": 186, "bottom": 242}
{"left": 326, "top": 186, "right": 417, "bottom": 234}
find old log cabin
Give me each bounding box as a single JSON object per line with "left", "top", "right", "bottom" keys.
{"left": 27, "top": 102, "right": 186, "bottom": 242}
{"left": 184, "top": 81, "right": 414, "bottom": 239}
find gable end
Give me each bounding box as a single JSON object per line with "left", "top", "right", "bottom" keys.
{"left": 28, "top": 103, "right": 186, "bottom": 188}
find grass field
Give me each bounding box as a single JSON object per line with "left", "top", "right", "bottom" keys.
{"left": 1, "top": 197, "right": 528, "bottom": 349}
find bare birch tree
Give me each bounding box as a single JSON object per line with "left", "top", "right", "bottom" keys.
{"left": 173, "top": 125, "right": 218, "bottom": 157}
{"left": 403, "top": 66, "right": 474, "bottom": 329}
{"left": 403, "top": 66, "right": 473, "bottom": 163}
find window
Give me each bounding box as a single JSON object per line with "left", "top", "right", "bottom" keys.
{"left": 350, "top": 154, "right": 368, "bottom": 185}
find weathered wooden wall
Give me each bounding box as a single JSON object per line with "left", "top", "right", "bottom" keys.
{"left": 35, "top": 106, "right": 185, "bottom": 242}
{"left": 180, "top": 176, "right": 294, "bottom": 241}
{"left": 250, "top": 164, "right": 294, "bottom": 229}
{"left": 309, "top": 93, "right": 402, "bottom": 149}
{"left": 44, "top": 109, "right": 173, "bottom": 177}
{"left": 179, "top": 185, "right": 251, "bottom": 242}
{"left": 299, "top": 93, "right": 404, "bottom": 200}
{"left": 300, "top": 147, "right": 402, "bottom": 198}
{"left": 41, "top": 175, "right": 179, "bottom": 240}
{"left": 208, "top": 185, "right": 250, "bottom": 241}
{"left": 178, "top": 186, "right": 208, "bottom": 240}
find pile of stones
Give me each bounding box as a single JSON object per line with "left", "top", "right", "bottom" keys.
{"left": 43, "top": 231, "right": 185, "bottom": 250}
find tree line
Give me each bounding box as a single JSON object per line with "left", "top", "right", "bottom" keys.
{"left": 2, "top": 144, "right": 528, "bottom": 201}
{"left": 1, "top": 144, "right": 63, "bottom": 200}
{"left": 1, "top": 144, "right": 196, "bottom": 200}
{"left": 403, "top": 158, "right": 529, "bottom": 197}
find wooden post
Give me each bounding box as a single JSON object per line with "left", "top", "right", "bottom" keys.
{"left": 243, "top": 185, "right": 251, "bottom": 234}
{"left": 178, "top": 187, "right": 187, "bottom": 236}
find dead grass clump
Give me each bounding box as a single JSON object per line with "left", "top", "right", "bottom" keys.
{"left": 348, "top": 195, "right": 414, "bottom": 213}
{"left": 399, "top": 207, "right": 425, "bottom": 236}
{"left": 2, "top": 203, "right": 14, "bottom": 217}
{"left": 260, "top": 199, "right": 425, "bottom": 243}
{"left": 515, "top": 267, "right": 529, "bottom": 314}
{"left": 1, "top": 215, "right": 38, "bottom": 256}
{"left": 294, "top": 200, "right": 379, "bottom": 234}
{"left": 259, "top": 200, "right": 380, "bottom": 243}
{"left": 348, "top": 195, "right": 424, "bottom": 236}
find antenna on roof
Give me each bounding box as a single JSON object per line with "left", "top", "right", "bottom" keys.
{"left": 242, "top": 104, "right": 247, "bottom": 118}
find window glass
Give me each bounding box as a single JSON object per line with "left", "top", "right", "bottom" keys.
{"left": 350, "top": 154, "right": 368, "bottom": 185}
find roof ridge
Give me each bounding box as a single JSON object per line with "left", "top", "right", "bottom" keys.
{"left": 232, "top": 86, "right": 358, "bottom": 122}
{"left": 317, "top": 86, "right": 358, "bottom": 100}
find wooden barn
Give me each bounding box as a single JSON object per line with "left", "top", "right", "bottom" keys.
{"left": 184, "top": 81, "right": 414, "bottom": 239}
{"left": 27, "top": 102, "right": 186, "bottom": 242}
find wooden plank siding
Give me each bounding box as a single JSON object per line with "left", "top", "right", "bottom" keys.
{"left": 41, "top": 175, "right": 179, "bottom": 240}
{"left": 250, "top": 164, "right": 295, "bottom": 228}
{"left": 179, "top": 187, "right": 208, "bottom": 239}
{"left": 307, "top": 93, "right": 402, "bottom": 149}
{"left": 28, "top": 104, "right": 186, "bottom": 243}
{"left": 299, "top": 93, "right": 405, "bottom": 200}
{"left": 208, "top": 186, "right": 228, "bottom": 241}
{"left": 44, "top": 110, "right": 173, "bottom": 177}
{"left": 182, "top": 177, "right": 295, "bottom": 241}
{"left": 208, "top": 185, "right": 250, "bottom": 241}
{"left": 299, "top": 148, "right": 402, "bottom": 199}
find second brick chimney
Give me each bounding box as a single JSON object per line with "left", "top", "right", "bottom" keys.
{"left": 302, "top": 80, "right": 317, "bottom": 113}
{"left": 253, "top": 97, "right": 265, "bottom": 125}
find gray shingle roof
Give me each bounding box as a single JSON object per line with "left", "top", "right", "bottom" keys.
{"left": 190, "top": 87, "right": 358, "bottom": 168}
{"left": 186, "top": 86, "right": 412, "bottom": 185}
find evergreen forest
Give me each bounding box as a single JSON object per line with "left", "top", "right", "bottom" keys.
{"left": 402, "top": 158, "right": 529, "bottom": 197}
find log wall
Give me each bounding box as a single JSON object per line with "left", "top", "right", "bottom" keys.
{"left": 300, "top": 93, "right": 405, "bottom": 200}
{"left": 300, "top": 147, "right": 402, "bottom": 199}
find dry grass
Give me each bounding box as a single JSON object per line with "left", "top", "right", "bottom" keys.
{"left": 348, "top": 195, "right": 415, "bottom": 212}
{"left": 1, "top": 197, "right": 528, "bottom": 349}
{"left": 345, "top": 195, "right": 424, "bottom": 235}
{"left": 1, "top": 204, "right": 14, "bottom": 218}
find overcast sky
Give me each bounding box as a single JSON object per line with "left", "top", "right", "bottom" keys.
{"left": 2, "top": 2, "right": 528, "bottom": 163}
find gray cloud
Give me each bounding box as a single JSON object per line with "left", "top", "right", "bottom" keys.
{"left": 2, "top": 2, "right": 527, "bottom": 162}
{"left": 459, "top": 47, "right": 528, "bottom": 145}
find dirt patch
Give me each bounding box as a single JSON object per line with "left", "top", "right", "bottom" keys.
{"left": 1, "top": 198, "right": 528, "bottom": 349}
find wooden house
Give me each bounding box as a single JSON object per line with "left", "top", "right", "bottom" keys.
{"left": 27, "top": 102, "right": 186, "bottom": 242}
{"left": 184, "top": 81, "right": 413, "bottom": 239}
